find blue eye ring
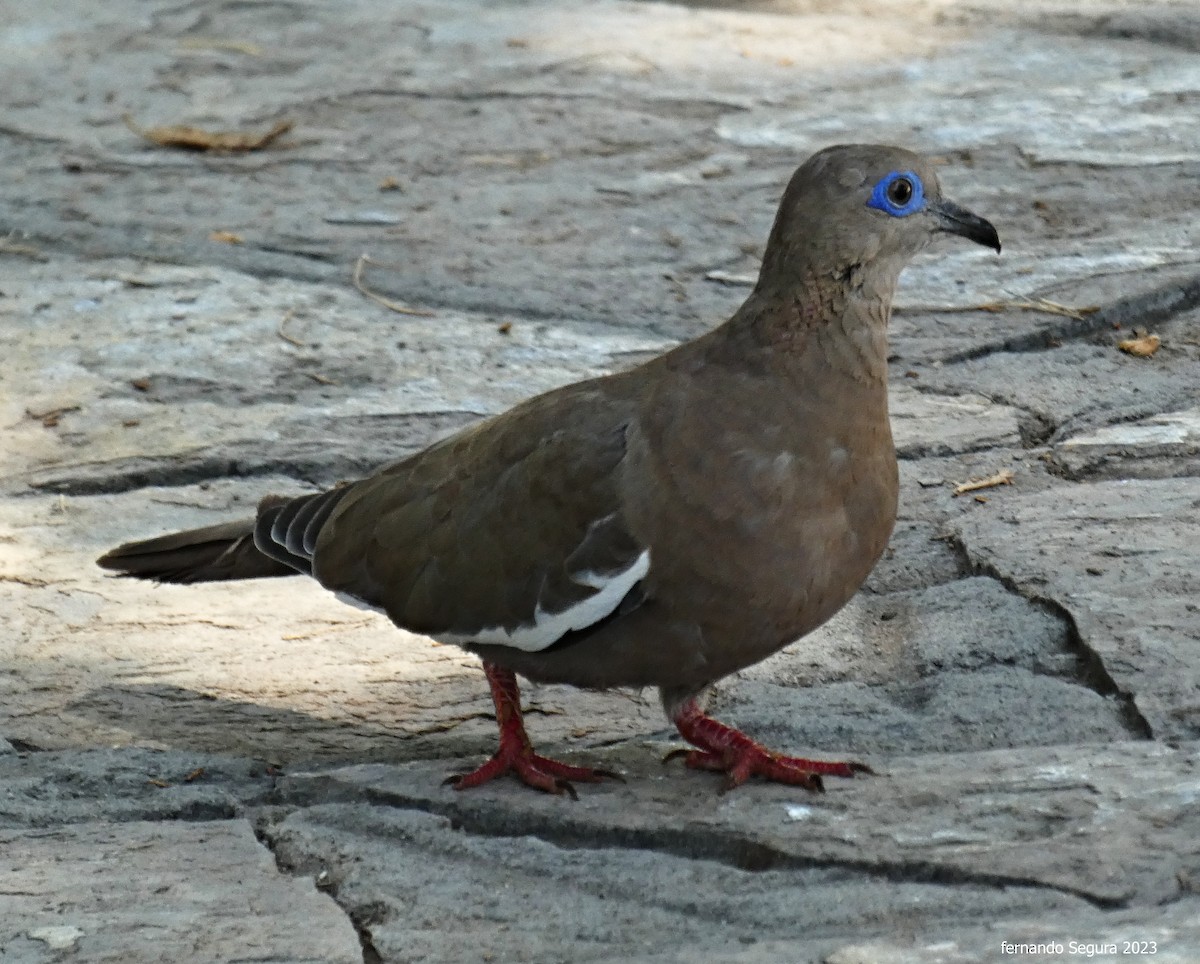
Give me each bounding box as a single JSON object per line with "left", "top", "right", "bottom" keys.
{"left": 866, "top": 170, "right": 925, "bottom": 218}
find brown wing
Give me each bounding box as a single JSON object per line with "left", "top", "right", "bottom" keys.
{"left": 305, "top": 378, "right": 649, "bottom": 645}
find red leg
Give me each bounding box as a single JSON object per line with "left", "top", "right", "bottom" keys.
{"left": 445, "top": 662, "right": 621, "bottom": 798}
{"left": 668, "top": 697, "right": 872, "bottom": 792}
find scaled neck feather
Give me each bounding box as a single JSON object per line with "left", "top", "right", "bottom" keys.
{"left": 720, "top": 261, "right": 894, "bottom": 385}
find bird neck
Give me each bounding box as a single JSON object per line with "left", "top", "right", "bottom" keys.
{"left": 726, "top": 267, "right": 895, "bottom": 385}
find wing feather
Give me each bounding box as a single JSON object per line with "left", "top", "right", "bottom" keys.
{"left": 309, "top": 380, "right": 650, "bottom": 650}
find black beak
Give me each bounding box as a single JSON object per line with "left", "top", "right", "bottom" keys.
{"left": 933, "top": 198, "right": 1001, "bottom": 253}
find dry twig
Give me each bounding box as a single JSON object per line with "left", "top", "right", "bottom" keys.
{"left": 0, "top": 236, "right": 48, "bottom": 261}
{"left": 953, "top": 469, "right": 1015, "bottom": 496}
{"left": 177, "top": 38, "right": 264, "bottom": 57}
{"left": 352, "top": 255, "right": 436, "bottom": 317}
{"left": 26, "top": 405, "right": 80, "bottom": 428}
{"left": 903, "top": 297, "right": 1100, "bottom": 320}
{"left": 276, "top": 308, "right": 305, "bottom": 347}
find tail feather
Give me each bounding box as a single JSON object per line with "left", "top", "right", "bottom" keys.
{"left": 97, "top": 485, "right": 354, "bottom": 585}
{"left": 97, "top": 519, "right": 295, "bottom": 584}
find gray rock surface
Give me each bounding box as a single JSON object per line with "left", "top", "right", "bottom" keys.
{"left": 1, "top": 817, "right": 361, "bottom": 963}
{"left": 4, "top": 0, "right": 1200, "bottom": 960}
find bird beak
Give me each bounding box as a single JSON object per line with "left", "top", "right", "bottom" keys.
{"left": 932, "top": 198, "right": 1001, "bottom": 253}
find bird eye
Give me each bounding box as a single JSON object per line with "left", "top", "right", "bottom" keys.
{"left": 866, "top": 170, "right": 925, "bottom": 218}
{"left": 887, "top": 177, "right": 913, "bottom": 207}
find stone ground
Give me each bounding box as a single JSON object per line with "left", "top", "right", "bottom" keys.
{"left": 2, "top": 0, "right": 1199, "bottom": 961}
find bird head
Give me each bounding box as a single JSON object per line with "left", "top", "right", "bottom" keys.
{"left": 758, "top": 144, "right": 1000, "bottom": 296}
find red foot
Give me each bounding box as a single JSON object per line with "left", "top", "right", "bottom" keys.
{"left": 444, "top": 662, "right": 621, "bottom": 799}
{"left": 668, "top": 698, "right": 872, "bottom": 792}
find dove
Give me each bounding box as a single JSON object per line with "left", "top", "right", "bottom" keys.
{"left": 99, "top": 144, "right": 1000, "bottom": 795}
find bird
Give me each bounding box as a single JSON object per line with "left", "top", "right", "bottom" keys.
{"left": 98, "top": 144, "right": 1000, "bottom": 797}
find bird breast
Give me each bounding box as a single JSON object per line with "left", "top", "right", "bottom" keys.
{"left": 628, "top": 384, "right": 897, "bottom": 646}
{"left": 717, "top": 431, "right": 897, "bottom": 646}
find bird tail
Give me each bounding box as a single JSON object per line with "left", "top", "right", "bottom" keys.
{"left": 97, "top": 486, "right": 352, "bottom": 585}
{"left": 96, "top": 517, "right": 291, "bottom": 584}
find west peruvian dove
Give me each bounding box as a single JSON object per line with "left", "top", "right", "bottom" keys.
{"left": 99, "top": 144, "right": 1000, "bottom": 795}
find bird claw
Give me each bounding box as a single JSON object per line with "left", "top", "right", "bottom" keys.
{"left": 668, "top": 700, "right": 871, "bottom": 792}
{"left": 448, "top": 664, "right": 624, "bottom": 798}
{"left": 668, "top": 744, "right": 874, "bottom": 791}
{"left": 446, "top": 748, "right": 621, "bottom": 799}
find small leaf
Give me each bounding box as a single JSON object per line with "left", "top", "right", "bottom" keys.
{"left": 124, "top": 114, "right": 293, "bottom": 152}
{"left": 1117, "top": 333, "right": 1161, "bottom": 358}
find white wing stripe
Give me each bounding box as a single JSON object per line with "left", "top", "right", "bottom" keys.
{"left": 434, "top": 549, "right": 650, "bottom": 653}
